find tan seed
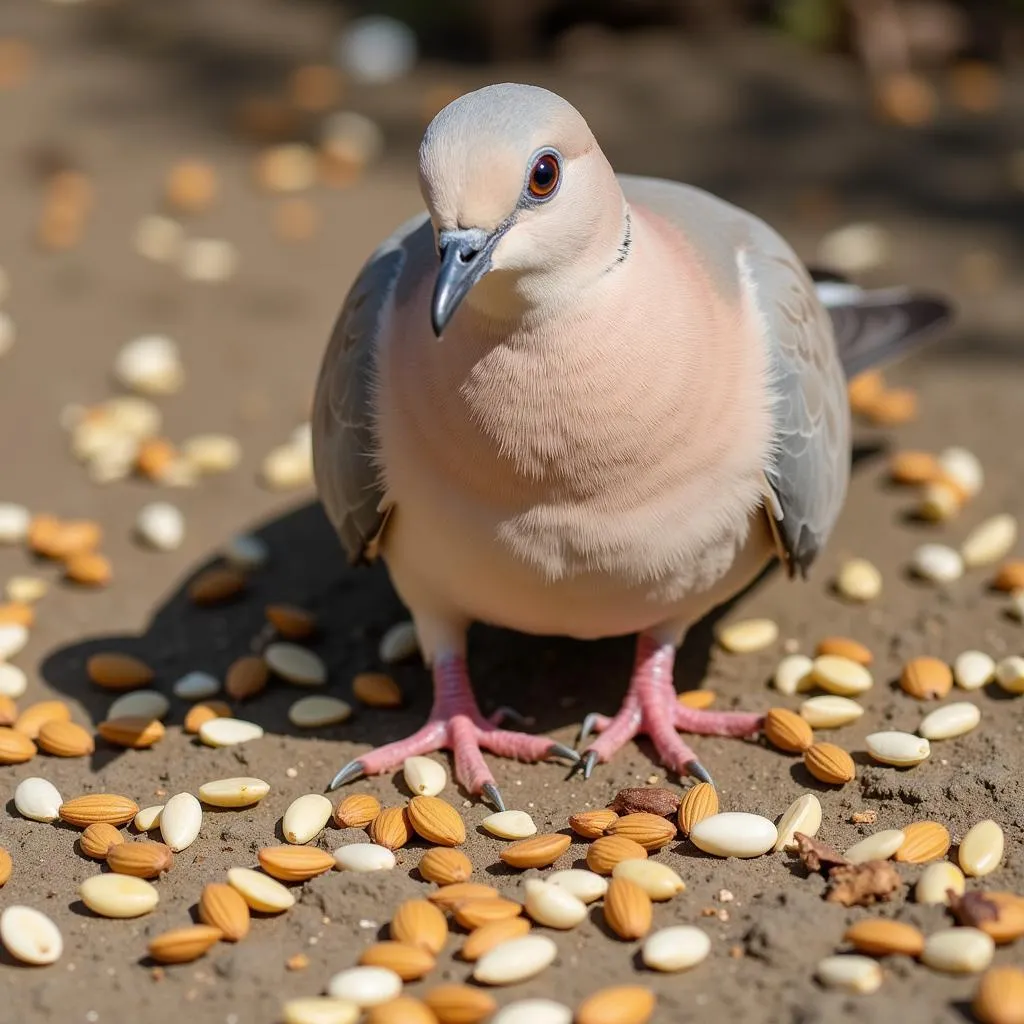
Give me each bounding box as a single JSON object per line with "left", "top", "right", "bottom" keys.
{"left": 815, "top": 636, "right": 873, "bottom": 665}
{"left": 408, "top": 796, "right": 466, "bottom": 847}
{"left": 97, "top": 716, "right": 165, "bottom": 749}
{"left": 889, "top": 450, "right": 941, "bottom": 485}
{"left": 368, "top": 998, "right": 436, "bottom": 1024}
{"left": 183, "top": 701, "right": 231, "bottom": 734}
{"left": 0, "top": 601, "right": 33, "bottom": 628}
{"left": 960, "top": 820, "right": 1005, "bottom": 877}
{"left": 764, "top": 707, "right": 814, "bottom": 754}
{"left": 107, "top": 841, "right": 174, "bottom": 878}
{"left": 804, "top": 742, "right": 855, "bottom": 785}
{"left": 59, "top": 793, "right": 139, "bottom": 827}
{"left": 677, "top": 690, "right": 716, "bottom": 709}
{"left": 164, "top": 159, "right": 218, "bottom": 214}
{"left": 419, "top": 848, "right": 472, "bottom": 886}
{"left": 0, "top": 726, "right": 36, "bottom": 763}
{"left": 603, "top": 877, "right": 653, "bottom": 940}
{"left": 266, "top": 604, "right": 317, "bottom": 640}
{"left": 64, "top": 551, "right": 112, "bottom": 587}
{"left": 198, "top": 882, "right": 250, "bottom": 941}
{"left": 428, "top": 883, "right": 500, "bottom": 911}
{"left": 0, "top": 695, "right": 15, "bottom": 727}
{"left": 359, "top": 941, "right": 435, "bottom": 981}
{"left": 499, "top": 833, "right": 570, "bottom": 869}
{"left": 452, "top": 897, "right": 523, "bottom": 930}
{"left": 569, "top": 808, "right": 618, "bottom": 839}
{"left": 587, "top": 835, "right": 648, "bottom": 875}
{"left": 369, "top": 806, "right": 414, "bottom": 851}
{"left": 188, "top": 566, "right": 247, "bottom": 606}
{"left": 225, "top": 655, "right": 269, "bottom": 700}
{"left": 678, "top": 782, "right": 719, "bottom": 836}
{"left": 605, "top": 813, "right": 677, "bottom": 851}
{"left": 716, "top": 617, "right": 779, "bottom": 654}
{"left": 993, "top": 561, "right": 1024, "bottom": 593}
{"left": 460, "top": 918, "right": 531, "bottom": 961}
{"left": 353, "top": 672, "right": 402, "bottom": 708}
{"left": 971, "top": 893, "right": 1024, "bottom": 945}
{"left": 148, "top": 925, "right": 222, "bottom": 964}
{"left": 812, "top": 655, "right": 873, "bottom": 695}
{"left": 424, "top": 984, "right": 496, "bottom": 1024}
{"left": 86, "top": 653, "right": 154, "bottom": 690}
{"left": 335, "top": 793, "right": 382, "bottom": 829}
{"left": 901, "top": 657, "right": 953, "bottom": 700}
{"left": 258, "top": 845, "right": 335, "bottom": 881}
{"left": 14, "top": 700, "right": 71, "bottom": 739}
{"left": 0, "top": 848, "right": 10, "bottom": 887}
{"left": 79, "top": 822, "right": 124, "bottom": 860}
{"left": 916, "top": 862, "right": 966, "bottom": 905}
{"left": 390, "top": 899, "right": 448, "bottom": 955}
{"left": 844, "top": 918, "right": 925, "bottom": 957}
{"left": 576, "top": 986, "right": 656, "bottom": 1024}
{"left": 895, "top": 821, "right": 950, "bottom": 863}
{"left": 974, "top": 966, "right": 1024, "bottom": 1024}
{"left": 226, "top": 867, "right": 295, "bottom": 913}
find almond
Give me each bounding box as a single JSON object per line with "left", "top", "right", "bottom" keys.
{"left": 369, "top": 806, "right": 414, "bottom": 851}
{"left": 569, "top": 808, "right": 619, "bottom": 839}
{"left": 678, "top": 782, "right": 719, "bottom": 836}
{"left": 14, "top": 700, "right": 71, "bottom": 739}
{"left": 59, "top": 793, "right": 140, "bottom": 827}
{"left": 334, "top": 793, "right": 382, "bottom": 829}
{"left": 353, "top": 671, "right": 402, "bottom": 708}
{"left": 815, "top": 636, "right": 874, "bottom": 666}
{"left": 603, "top": 877, "right": 653, "bottom": 940}
{"left": 198, "top": 882, "right": 250, "bottom": 941}
{"left": 0, "top": 695, "right": 16, "bottom": 727}
{"left": 86, "top": 653, "right": 154, "bottom": 690}
{"left": 390, "top": 899, "right": 449, "bottom": 955}
{"left": 677, "top": 690, "right": 716, "bottom": 709}
{"left": 889, "top": 450, "right": 941, "bottom": 485}
{"left": 0, "top": 601, "right": 34, "bottom": 628}
{"left": 79, "top": 822, "right": 124, "bottom": 860}
{"left": 107, "top": 840, "right": 173, "bottom": 878}
{"left": 895, "top": 820, "right": 951, "bottom": 863}
{"left": 499, "top": 832, "right": 571, "bottom": 869}
{"left": 459, "top": 917, "right": 531, "bottom": 961}
{"left": 967, "top": 893, "right": 1024, "bottom": 945}
{"left": 97, "top": 716, "right": 165, "bottom": 749}
{"left": 587, "top": 835, "right": 648, "bottom": 875}
{"left": 408, "top": 796, "right": 466, "bottom": 847}
{"left": 974, "top": 966, "right": 1024, "bottom": 1024}
{"left": 368, "top": 997, "right": 439, "bottom": 1024}
{"left": 37, "top": 719, "right": 94, "bottom": 757}
{"left": 136, "top": 437, "right": 177, "bottom": 480}
{"left": 452, "top": 897, "right": 523, "bottom": 930}
{"left": 65, "top": 551, "right": 112, "bottom": 587}
{"left": 0, "top": 847, "right": 10, "bottom": 886}
{"left": 763, "top": 707, "right": 814, "bottom": 754}
{"left": 183, "top": 701, "right": 232, "bottom": 734}
{"left": 605, "top": 813, "right": 677, "bottom": 851}
{"left": 0, "top": 726, "right": 37, "bottom": 764}
{"left": 359, "top": 940, "right": 435, "bottom": 981}
{"left": 900, "top": 657, "right": 953, "bottom": 700}
{"left": 30, "top": 516, "right": 101, "bottom": 559}
{"left": 424, "top": 984, "right": 496, "bottom": 1024}
{"left": 993, "top": 561, "right": 1024, "bottom": 593}
{"left": 844, "top": 919, "right": 925, "bottom": 957}
{"left": 428, "top": 883, "right": 500, "bottom": 911}
{"left": 576, "top": 986, "right": 656, "bottom": 1024}
{"left": 225, "top": 655, "right": 269, "bottom": 700}
{"left": 265, "top": 603, "right": 317, "bottom": 639}
{"left": 419, "top": 847, "right": 473, "bottom": 886}
{"left": 148, "top": 925, "right": 223, "bottom": 964}
{"left": 188, "top": 566, "right": 247, "bottom": 606}
{"left": 804, "top": 742, "right": 855, "bottom": 785}
{"left": 258, "top": 845, "right": 335, "bottom": 881}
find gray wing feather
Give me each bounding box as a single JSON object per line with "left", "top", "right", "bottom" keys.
{"left": 311, "top": 212, "right": 433, "bottom": 564}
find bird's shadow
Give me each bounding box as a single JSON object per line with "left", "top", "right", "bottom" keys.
{"left": 39, "top": 442, "right": 886, "bottom": 778}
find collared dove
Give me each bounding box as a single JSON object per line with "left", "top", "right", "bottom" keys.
{"left": 313, "top": 83, "right": 951, "bottom": 809}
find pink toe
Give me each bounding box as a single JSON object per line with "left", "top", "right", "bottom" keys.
{"left": 673, "top": 706, "right": 764, "bottom": 737}
{"left": 356, "top": 721, "right": 448, "bottom": 776}
{"left": 583, "top": 702, "right": 643, "bottom": 764}
{"left": 478, "top": 728, "right": 556, "bottom": 763}
{"left": 449, "top": 716, "right": 496, "bottom": 794}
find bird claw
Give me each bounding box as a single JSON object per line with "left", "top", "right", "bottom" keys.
{"left": 327, "top": 758, "right": 366, "bottom": 792}
{"left": 547, "top": 741, "right": 581, "bottom": 765}
{"left": 580, "top": 749, "right": 599, "bottom": 780}
{"left": 577, "top": 712, "right": 605, "bottom": 748}
{"left": 481, "top": 781, "right": 506, "bottom": 813}
{"left": 685, "top": 759, "right": 714, "bottom": 786}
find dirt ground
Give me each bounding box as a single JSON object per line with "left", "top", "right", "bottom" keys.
{"left": 2, "top": 2, "right": 1024, "bottom": 1023}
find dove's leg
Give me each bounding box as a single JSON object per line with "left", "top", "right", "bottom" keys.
{"left": 578, "top": 632, "right": 763, "bottom": 782}
{"left": 328, "top": 652, "right": 578, "bottom": 810}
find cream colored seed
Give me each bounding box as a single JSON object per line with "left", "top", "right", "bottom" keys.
{"left": 716, "top": 618, "right": 779, "bottom": 654}
{"left": 1008, "top": 591, "right": 1024, "bottom": 623}
{"left": 919, "top": 702, "right": 980, "bottom": 740}
{"left": 264, "top": 643, "right": 326, "bottom": 686}
{"left": 198, "top": 778, "right": 270, "bottom": 808}
{"left": 473, "top": 935, "right": 558, "bottom": 985}
{"left": 181, "top": 434, "right": 242, "bottom": 474}
{"left": 281, "top": 997, "right": 360, "bottom": 1024}
{"left": 482, "top": 810, "right": 537, "bottom": 840}
{"left": 844, "top": 829, "right": 905, "bottom": 865}
{"left": 915, "top": 862, "right": 966, "bottom": 905}
{"left": 995, "top": 657, "right": 1024, "bottom": 695}
{"left": 14, "top": 778, "right": 63, "bottom": 822}
{"left": 773, "top": 654, "right": 815, "bottom": 695}
{"left": 690, "top": 812, "right": 777, "bottom": 858}
{"left": 812, "top": 656, "right": 873, "bottom": 696}
{"left": 918, "top": 481, "right": 962, "bottom": 523}
{"left": 865, "top": 732, "right": 930, "bottom": 767}
{"left": 773, "top": 794, "right": 821, "bottom": 852}
{"left": 547, "top": 869, "right": 608, "bottom": 904}
{"left": 79, "top": 874, "right": 159, "bottom": 918}
{"left": 610, "top": 859, "right": 685, "bottom": 901}
{"left": 288, "top": 695, "right": 352, "bottom": 728}
{"left": 642, "top": 925, "right": 711, "bottom": 973}
{"left": 922, "top": 928, "right": 994, "bottom": 974}
{"left": 261, "top": 442, "right": 313, "bottom": 491}
{"left": 135, "top": 502, "right": 184, "bottom": 551}
{"left": 835, "top": 558, "right": 882, "bottom": 602}
{"left": 283, "top": 793, "right": 333, "bottom": 844}
{"left": 0, "top": 504, "right": 30, "bottom": 545}
{"left": 333, "top": 843, "right": 396, "bottom": 873}
{"left": 816, "top": 955, "right": 883, "bottom": 994}
{"left": 959, "top": 820, "right": 1004, "bottom": 877}
{"left": 108, "top": 690, "right": 170, "bottom": 721}
{"left": 800, "top": 695, "right": 865, "bottom": 729}
{"left": 912, "top": 543, "right": 964, "bottom": 583}
{"left": 378, "top": 621, "right": 419, "bottom": 664}
{"left": 962, "top": 514, "right": 1017, "bottom": 568}
{"left": 523, "top": 879, "right": 587, "bottom": 930}
{"left": 0, "top": 624, "right": 28, "bottom": 660}
{"left": 114, "top": 335, "right": 184, "bottom": 395}
{"left": 173, "top": 670, "right": 220, "bottom": 700}
{"left": 491, "top": 1000, "right": 572, "bottom": 1024}
{"left": 227, "top": 867, "right": 295, "bottom": 912}
{"left": 326, "top": 966, "right": 403, "bottom": 1007}
{"left": 402, "top": 756, "right": 448, "bottom": 797}
{"left": 939, "top": 446, "right": 983, "bottom": 498}
{"left": 160, "top": 792, "right": 203, "bottom": 852}
{"left": 6, "top": 576, "right": 47, "bottom": 604}
{"left": 134, "top": 805, "right": 163, "bottom": 831}
{"left": 0, "top": 906, "right": 63, "bottom": 965}
{"left": 198, "top": 717, "right": 263, "bottom": 747}
{"left": 0, "top": 663, "right": 27, "bottom": 698}
{"left": 955, "top": 651, "right": 995, "bottom": 691}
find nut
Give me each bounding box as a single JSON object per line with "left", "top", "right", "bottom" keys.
{"left": 225, "top": 655, "right": 269, "bottom": 700}
{"left": 460, "top": 917, "right": 531, "bottom": 961}
{"left": 603, "top": 877, "right": 653, "bottom": 940}
{"left": 226, "top": 867, "right": 295, "bottom": 913}
{"left": 569, "top": 808, "right": 618, "bottom": 839}
{"left": 359, "top": 940, "right": 435, "bottom": 981}
{"left": 424, "top": 984, "right": 497, "bottom": 1024}
{"left": 282, "top": 793, "right": 332, "bottom": 844}
{"left": 973, "top": 966, "right": 1024, "bottom": 1024}
{"left": 0, "top": 848, "right": 10, "bottom": 887}
{"left": 815, "top": 636, "right": 873, "bottom": 665}
{"left": 428, "top": 883, "right": 499, "bottom": 910}
{"left": 763, "top": 707, "right": 814, "bottom": 753}
{"left": 390, "top": 899, "right": 448, "bottom": 955}
{"left": 368, "top": 807, "right": 414, "bottom": 851}
{"left": 64, "top": 551, "right": 112, "bottom": 587}
{"left": 97, "top": 716, "right": 165, "bottom": 749}
{"left": 844, "top": 918, "right": 925, "bottom": 957}
{"left": 452, "top": 897, "right": 523, "bottom": 930}
{"left": 59, "top": 793, "right": 139, "bottom": 827}
{"left": 677, "top": 690, "right": 716, "bottom": 709}
{"left": 900, "top": 657, "right": 953, "bottom": 700}
{"left": 258, "top": 845, "right": 335, "bottom": 881}
{"left": 418, "top": 847, "right": 472, "bottom": 886}
{"left": 605, "top": 813, "right": 677, "bottom": 851}
{"left": 499, "top": 833, "right": 572, "bottom": 869}
{"left": 334, "top": 793, "right": 382, "bottom": 829}
{"left": 37, "top": 719, "right": 94, "bottom": 757}
{"left": 993, "top": 560, "right": 1024, "bottom": 593}
{"left": 889, "top": 450, "right": 940, "bottom": 485}
{"left": 0, "top": 726, "right": 36, "bottom": 764}
{"left": 79, "top": 822, "right": 124, "bottom": 860}
{"left": 576, "top": 986, "right": 656, "bottom": 1024}
{"left": 408, "top": 796, "right": 466, "bottom": 847}
{"left": 198, "top": 882, "right": 250, "bottom": 941}
{"left": 13, "top": 777, "right": 63, "bottom": 826}
{"left": 183, "top": 701, "right": 232, "bottom": 734}
{"left": 716, "top": 617, "right": 779, "bottom": 654}
{"left": 86, "top": 653, "right": 154, "bottom": 690}
{"left": 188, "top": 566, "right": 247, "bottom": 606}
{"left": 107, "top": 841, "right": 174, "bottom": 878}
{"left": 587, "top": 835, "right": 647, "bottom": 875}
{"left": 353, "top": 671, "right": 402, "bottom": 708}
{"left": 79, "top": 874, "right": 159, "bottom": 918}
{"left": 959, "top": 819, "right": 1005, "bottom": 877}
{"left": 148, "top": 925, "right": 223, "bottom": 964}
{"left": 14, "top": 700, "right": 71, "bottom": 739}
{"left": 677, "top": 782, "right": 719, "bottom": 835}
{"left": 895, "top": 821, "right": 950, "bottom": 863}
{"left": 265, "top": 603, "right": 317, "bottom": 639}
{"left": 804, "top": 742, "right": 856, "bottom": 785}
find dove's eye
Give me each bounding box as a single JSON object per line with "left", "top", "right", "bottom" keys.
{"left": 527, "top": 152, "right": 560, "bottom": 200}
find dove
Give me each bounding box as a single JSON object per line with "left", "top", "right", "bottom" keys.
{"left": 312, "top": 83, "right": 951, "bottom": 810}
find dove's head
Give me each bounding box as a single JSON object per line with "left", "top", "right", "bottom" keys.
{"left": 418, "top": 83, "right": 625, "bottom": 335}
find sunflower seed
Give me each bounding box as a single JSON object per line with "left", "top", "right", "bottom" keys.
{"left": 332, "top": 843, "right": 396, "bottom": 873}
{"left": 773, "top": 794, "right": 822, "bottom": 852}
{"left": 773, "top": 654, "right": 815, "bottom": 695}
{"left": 919, "top": 702, "right": 980, "bottom": 740}
{"left": 481, "top": 810, "right": 536, "bottom": 839}
{"left": 954, "top": 651, "right": 995, "bottom": 690}
{"left": 642, "top": 925, "right": 711, "bottom": 972}
{"left": 0, "top": 906, "right": 63, "bottom": 964}
{"left": 326, "top": 966, "right": 402, "bottom": 1006}
{"left": 160, "top": 793, "right": 203, "bottom": 852}
{"left": 14, "top": 777, "right": 63, "bottom": 822}
{"left": 403, "top": 756, "right": 448, "bottom": 797}
{"left": 282, "top": 793, "right": 333, "bottom": 844}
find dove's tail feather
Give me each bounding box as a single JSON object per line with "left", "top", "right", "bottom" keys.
{"left": 809, "top": 268, "right": 955, "bottom": 381}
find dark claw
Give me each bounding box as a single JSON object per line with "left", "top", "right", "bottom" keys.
{"left": 546, "top": 741, "right": 581, "bottom": 765}
{"left": 581, "top": 749, "right": 599, "bottom": 780}
{"left": 685, "top": 759, "right": 714, "bottom": 786}
{"left": 577, "top": 713, "right": 602, "bottom": 747}
{"left": 481, "top": 782, "right": 506, "bottom": 813}
{"left": 327, "top": 759, "right": 366, "bottom": 792}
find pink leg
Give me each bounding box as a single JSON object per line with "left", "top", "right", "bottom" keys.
{"left": 329, "top": 654, "right": 578, "bottom": 808}
{"left": 581, "top": 634, "right": 764, "bottom": 782}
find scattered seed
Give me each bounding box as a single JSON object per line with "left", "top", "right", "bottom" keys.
{"left": 159, "top": 793, "right": 202, "bottom": 852}
{"left": 134, "top": 805, "right": 163, "bottom": 831}
{"left": 889, "top": 450, "right": 940, "bottom": 485}
{"left": 690, "top": 812, "right": 777, "bottom": 858}
{"left": 764, "top": 707, "right": 814, "bottom": 753}
{"left": 845, "top": 829, "right": 905, "bottom": 864}
{"left": 265, "top": 643, "right": 327, "bottom": 686}
{"left": 523, "top": 878, "right": 588, "bottom": 930}
{"left": 570, "top": 809, "right": 619, "bottom": 839}
{"left": 0, "top": 848, "right": 9, "bottom": 886}
{"left": 180, "top": 237, "right": 238, "bottom": 282}
{"left": 900, "top": 657, "right": 953, "bottom": 700}
{"left": 473, "top": 934, "right": 558, "bottom": 985}
{"left": 576, "top": 987, "right": 656, "bottom": 1024}
{"left": 403, "top": 756, "right": 448, "bottom": 797}
{"left": 183, "top": 701, "right": 231, "bottom": 734}
{"left": 962, "top": 514, "right": 1017, "bottom": 568}
{"left": 960, "top": 820, "right": 1005, "bottom": 877}
{"left": 227, "top": 866, "right": 295, "bottom": 912}
{"left": 5, "top": 576, "right": 47, "bottom": 604}
{"left": 0, "top": 503, "right": 30, "bottom": 544}
{"left": 0, "top": 663, "right": 27, "bottom": 698}
{"left": 774, "top": 794, "right": 822, "bottom": 852}
{"left": 333, "top": 844, "right": 396, "bottom": 873}
{"left": 60, "top": 793, "right": 139, "bottom": 827}
{"left": 922, "top": 927, "right": 995, "bottom": 974}
{"left": 114, "top": 335, "right": 184, "bottom": 395}
{"left": 716, "top": 617, "right": 779, "bottom": 654}
{"left": 281, "top": 998, "right": 360, "bottom": 1024}
{"left": 334, "top": 793, "right": 382, "bottom": 830}
{"left": 198, "top": 717, "right": 263, "bottom": 747}
{"left": 491, "top": 1000, "right": 572, "bottom": 1024}
{"left": 14, "top": 777, "right": 63, "bottom": 822}
{"left": 79, "top": 874, "right": 159, "bottom": 918}
{"left": 547, "top": 869, "right": 609, "bottom": 904}
{"left": 938, "top": 447, "right": 983, "bottom": 498}
{"left": 189, "top": 566, "right": 247, "bottom": 606}
{"left": 918, "top": 480, "right": 964, "bottom": 522}
{"left": 353, "top": 672, "right": 402, "bottom": 707}
{"left": 261, "top": 441, "right": 313, "bottom": 491}
{"left": 865, "top": 731, "right": 931, "bottom": 767}
{"left": 181, "top": 433, "right": 241, "bottom": 475}
{"left": 912, "top": 544, "right": 964, "bottom": 583}
{"left": 173, "top": 670, "right": 221, "bottom": 700}
{"left": 815, "top": 637, "right": 873, "bottom": 665}
{"left": 326, "top": 966, "right": 403, "bottom": 1007}
{"left": 995, "top": 657, "right": 1024, "bottom": 695}
{"left": 481, "top": 810, "right": 536, "bottom": 839}
{"left": 379, "top": 621, "right": 419, "bottom": 664}
{"left": 288, "top": 695, "right": 352, "bottom": 729}
{"left": 812, "top": 655, "right": 873, "bottom": 696}
{"left": 0, "top": 623, "right": 29, "bottom": 660}
{"left": 460, "top": 918, "right": 532, "bottom": 963}
{"left": 800, "top": 694, "right": 864, "bottom": 729}
{"left": 0, "top": 726, "right": 36, "bottom": 764}
{"left": 14, "top": 699, "right": 71, "bottom": 739}
{"left": 282, "top": 793, "right": 333, "bottom": 845}
{"left": 65, "top": 551, "right": 113, "bottom": 587}
{"left": 804, "top": 741, "right": 856, "bottom": 785}
{"left": 919, "top": 701, "right": 980, "bottom": 740}
{"left": 835, "top": 558, "right": 883, "bottom": 601}
{"left": 916, "top": 861, "right": 966, "bottom": 905}
{"left": 642, "top": 925, "right": 710, "bottom": 972}
{"left": 816, "top": 954, "right": 883, "bottom": 993}
{"left": 197, "top": 777, "right": 269, "bottom": 809}
{"left": 97, "top": 716, "right": 165, "bottom": 749}
{"left": 107, "top": 690, "right": 170, "bottom": 722}
{"left": 135, "top": 502, "right": 185, "bottom": 551}
{"left": 0, "top": 906, "right": 63, "bottom": 965}
{"left": 973, "top": 966, "right": 1024, "bottom": 1024}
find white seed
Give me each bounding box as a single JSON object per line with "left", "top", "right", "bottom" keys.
{"left": 641, "top": 925, "right": 711, "bottom": 973}
{"left": 773, "top": 794, "right": 822, "bottom": 852}
{"left": 332, "top": 843, "right": 396, "bottom": 873}
{"left": 101, "top": 396, "right": 162, "bottom": 439}
{"left": 919, "top": 481, "right": 962, "bottom": 523}
{"left": 959, "top": 819, "right": 1004, "bottom": 877}
{"left": 915, "top": 862, "right": 966, "bottom": 905}
{"left": 919, "top": 702, "right": 980, "bottom": 740}
{"left": 160, "top": 792, "right": 203, "bottom": 852}
{"left": 181, "top": 434, "right": 242, "bottom": 475}
{"left": 288, "top": 695, "right": 352, "bottom": 728}
{"left": 938, "top": 447, "right": 983, "bottom": 498}
{"left": 835, "top": 558, "right": 883, "bottom": 602}
{"left": 954, "top": 650, "right": 995, "bottom": 691}
{"left": 5, "top": 575, "right": 47, "bottom": 604}
{"left": 0, "top": 906, "right": 63, "bottom": 965}
{"left": 172, "top": 670, "right": 220, "bottom": 700}
{"left": 378, "top": 621, "right": 420, "bottom": 664}
{"left": 282, "top": 793, "right": 333, "bottom": 844}
{"left": 108, "top": 690, "right": 170, "bottom": 721}
{"left": 812, "top": 655, "right": 873, "bottom": 696}
{"left": 198, "top": 777, "right": 270, "bottom": 808}
{"left": 320, "top": 111, "right": 385, "bottom": 168}
{"left": 523, "top": 878, "right": 587, "bottom": 930}
{"left": 223, "top": 533, "right": 269, "bottom": 569}
{"left": 134, "top": 805, "right": 163, "bottom": 831}
{"left": 0, "top": 311, "right": 14, "bottom": 359}
{"left": 402, "top": 755, "right": 449, "bottom": 798}
{"left": 281, "top": 997, "right": 360, "bottom": 1024}
{"left": 716, "top": 618, "right": 779, "bottom": 654}
{"left": 227, "top": 867, "right": 295, "bottom": 912}
{"left": 1008, "top": 591, "right": 1024, "bottom": 623}
{"left": 114, "top": 334, "right": 184, "bottom": 395}
{"left": 261, "top": 443, "right": 313, "bottom": 491}
{"left": 921, "top": 927, "right": 994, "bottom": 974}
{"left": 481, "top": 809, "right": 536, "bottom": 839}
{"left": 961, "top": 514, "right": 1017, "bottom": 568}
{"left": 0, "top": 503, "right": 30, "bottom": 544}
{"left": 492, "top": 1000, "right": 572, "bottom": 1024}
{"left": 865, "top": 731, "right": 931, "bottom": 766}
{"left": 199, "top": 717, "right": 263, "bottom": 747}
{"left": 264, "top": 643, "right": 326, "bottom": 686}
{"left": 911, "top": 543, "right": 964, "bottom": 583}
{"left": 180, "top": 237, "right": 238, "bottom": 282}
{"left": 326, "top": 966, "right": 402, "bottom": 1006}
{"left": 473, "top": 934, "right": 558, "bottom": 985}
{"left": 14, "top": 777, "right": 63, "bottom": 822}
{"left": 0, "top": 663, "right": 27, "bottom": 697}
{"left": 816, "top": 222, "right": 890, "bottom": 274}
{"left": 135, "top": 502, "right": 185, "bottom": 551}
{"left": 79, "top": 874, "right": 159, "bottom": 918}
{"left": 773, "top": 654, "right": 815, "bottom": 695}
{"left": 844, "top": 829, "right": 906, "bottom": 864}
{"left": 800, "top": 695, "right": 865, "bottom": 728}
{"left": 689, "top": 812, "right": 778, "bottom": 858}
{"left": 133, "top": 214, "right": 185, "bottom": 263}
{"left": 995, "top": 656, "right": 1024, "bottom": 694}
{"left": 548, "top": 869, "right": 609, "bottom": 904}
{"left": 816, "top": 954, "right": 883, "bottom": 993}
{"left": 0, "top": 624, "right": 29, "bottom": 660}
{"left": 611, "top": 859, "right": 685, "bottom": 901}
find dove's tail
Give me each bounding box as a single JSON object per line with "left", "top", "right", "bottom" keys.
{"left": 810, "top": 268, "right": 955, "bottom": 381}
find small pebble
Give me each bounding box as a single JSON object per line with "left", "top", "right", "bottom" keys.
{"left": 224, "top": 533, "right": 269, "bottom": 569}
{"left": 378, "top": 621, "right": 419, "bottom": 664}
{"left": 108, "top": 690, "right": 170, "bottom": 721}
{"left": 911, "top": 544, "right": 964, "bottom": 583}
{"left": 135, "top": 502, "right": 185, "bottom": 551}
{"left": 288, "top": 696, "right": 352, "bottom": 729}
{"left": 172, "top": 671, "right": 220, "bottom": 700}
{"left": 265, "top": 643, "right": 326, "bottom": 686}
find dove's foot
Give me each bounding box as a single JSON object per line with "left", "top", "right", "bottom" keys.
{"left": 327, "top": 653, "right": 579, "bottom": 810}
{"left": 578, "top": 633, "right": 764, "bottom": 783}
